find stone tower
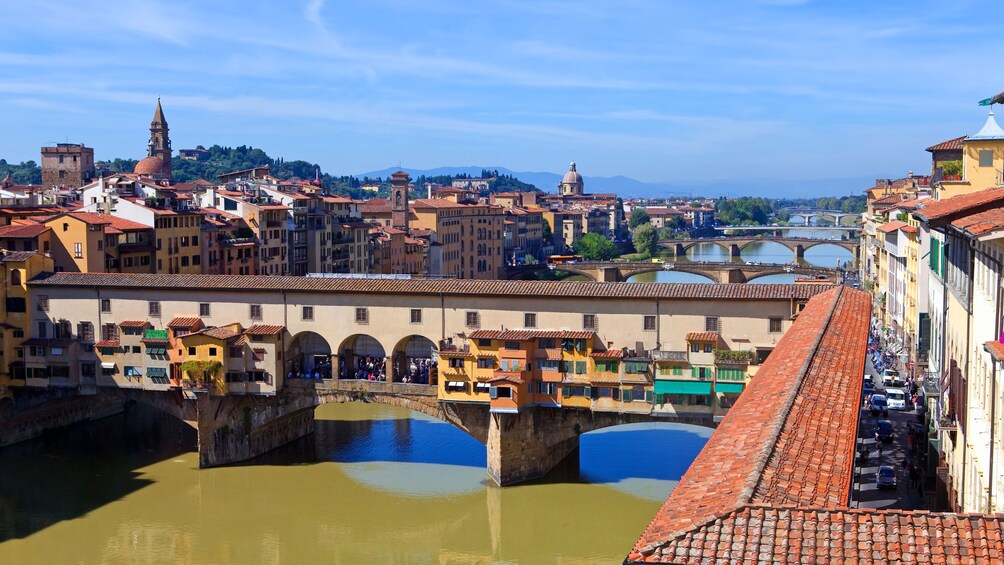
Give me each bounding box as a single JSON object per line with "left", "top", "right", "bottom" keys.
{"left": 559, "top": 162, "right": 584, "bottom": 196}
{"left": 147, "top": 98, "right": 172, "bottom": 181}
{"left": 391, "top": 170, "right": 410, "bottom": 234}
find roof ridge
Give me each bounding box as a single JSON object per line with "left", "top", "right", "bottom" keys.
{"left": 741, "top": 286, "right": 843, "bottom": 505}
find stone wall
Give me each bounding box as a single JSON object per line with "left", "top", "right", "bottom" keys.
{"left": 0, "top": 389, "right": 124, "bottom": 447}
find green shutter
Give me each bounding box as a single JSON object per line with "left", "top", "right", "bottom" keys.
{"left": 645, "top": 390, "right": 654, "bottom": 403}
{"left": 612, "top": 388, "right": 620, "bottom": 400}
{"left": 576, "top": 361, "right": 587, "bottom": 374}
{"left": 691, "top": 366, "right": 698, "bottom": 378}
{"left": 583, "top": 386, "right": 592, "bottom": 398}
{"left": 610, "top": 361, "right": 618, "bottom": 372}
{"left": 673, "top": 366, "right": 683, "bottom": 376}
{"left": 490, "top": 386, "right": 498, "bottom": 399}
{"left": 622, "top": 389, "right": 632, "bottom": 402}
{"left": 562, "top": 385, "right": 571, "bottom": 398}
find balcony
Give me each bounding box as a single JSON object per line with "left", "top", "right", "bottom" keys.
{"left": 935, "top": 415, "right": 958, "bottom": 432}
{"left": 714, "top": 349, "right": 753, "bottom": 366}
{"left": 651, "top": 350, "right": 688, "bottom": 362}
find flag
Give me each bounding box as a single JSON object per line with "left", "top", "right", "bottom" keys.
{"left": 980, "top": 90, "right": 1004, "bottom": 106}
{"left": 980, "top": 98, "right": 994, "bottom": 106}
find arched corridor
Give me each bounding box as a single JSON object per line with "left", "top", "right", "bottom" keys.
{"left": 286, "top": 331, "right": 333, "bottom": 379}
{"left": 338, "top": 334, "right": 387, "bottom": 381}
{"left": 392, "top": 335, "right": 439, "bottom": 384}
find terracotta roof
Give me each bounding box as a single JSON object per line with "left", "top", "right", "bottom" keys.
{"left": 950, "top": 208, "right": 1004, "bottom": 237}
{"left": 195, "top": 326, "right": 240, "bottom": 340}
{"left": 685, "top": 331, "right": 719, "bottom": 342}
{"left": 29, "top": 273, "right": 834, "bottom": 302}
{"left": 629, "top": 287, "right": 872, "bottom": 563}
{"left": 244, "top": 324, "right": 284, "bottom": 336}
{"left": 984, "top": 341, "right": 1004, "bottom": 363}
{"left": 94, "top": 340, "right": 120, "bottom": 348}
{"left": 591, "top": 349, "right": 625, "bottom": 358}
{"left": 0, "top": 223, "right": 50, "bottom": 238}
{"left": 901, "top": 224, "right": 918, "bottom": 234}
{"left": 0, "top": 250, "right": 42, "bottom": 263}
{"left": 118, "top": 320, "right": 150, "bottom": 328}
{"left": 488, "top": 374, "right": 524, "bottom": 384}
{"left": 926, "top": 135, "right": 966, "bottom": 152}
{"left": 913, "top": 187, "right": 1004, "bottom": 226}
{"left": 469, "top": 329, "right": 594, "bottom": 340}
{"left": 167, "top": 316, "right": 201, "bottom": 329}
{"left": 877, "top": 220, "right": 909, "bottom": 233}
{"left": 534, "top": 348, "right": 563, "bottom": 361}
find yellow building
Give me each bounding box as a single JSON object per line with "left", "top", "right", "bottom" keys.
{"left": 153, "top": 209, "right": 204, "bottom": 275}
{"left": 0, "top": 250, "right": 54, "bottom": 396}
{"left": 938, "top": 111, "right": 1004, "bottom": 199}
{"left": 410, "top": 199, "right": 505, "bottom": 279}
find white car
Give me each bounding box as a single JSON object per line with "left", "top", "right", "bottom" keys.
{"left": 885, "top": 388, "right": 908, "bottom": 410}
{"left": 882, "top": 369, "right": 900, "bottom": 387}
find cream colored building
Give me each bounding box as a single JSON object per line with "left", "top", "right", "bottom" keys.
{"left": 938, "top": 112, "right": 1004, "bottom": 199}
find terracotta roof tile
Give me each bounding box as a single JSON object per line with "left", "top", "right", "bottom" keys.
{"left": 167, "top": 316, "right": 201, "bottom": 329}
{"left": 0, "top": 223, "right": 50, "bottom": 238}
{"left": 686, "top": 331, "right": 719, "bottom": 342}
{"left": 244, "top": 324, "right": 284, "bottom": 336}
{"left": 468, "top": 329, "right": 594, "bottom": 340}
{"left": 28, "top": 273, "right": 834, "bottom": 302}
{"left": 984, "top": 341, "right": 1004, "bottom": 363}
{"left": 951, "top": 208, "right": 1004, "bottom": 237}
{"left": 0, "top": 251, "right": 42, "bottom": 263}
{"left": 926, "top": 135, "right": 966, "bottom": 152}
{"left": 195, "top": 326, "right": 240, "bottom": 341}
{"left": 913, "top": 187, "right": 1004, "bottom": 226}
{"left": 591, "top": 349, "right": 625, "bottom": 358}
{"left": 118, "top": 320, "right": 150, "bottom": 328}
{"left": 94, "top": 340, "right": 120, "bottom": 348}
{"left": 877, "top": 220, "right": 909, "bottom": 233}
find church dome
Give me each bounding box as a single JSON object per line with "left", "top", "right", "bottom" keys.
{"left": 562, "top": 162, "right": 583, "bottom": 185}
{"left": 134, "top": 156, "right": 164, "bottom": 176}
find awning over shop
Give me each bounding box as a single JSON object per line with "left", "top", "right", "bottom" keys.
{"left": 715, "top": 382, "right": 745, "bottom": 394}
{"left": 654, "top": 380, "right": 712, "bottom": 395}
{"left": 100, "top": 362, "right": 116, "bottom": 369}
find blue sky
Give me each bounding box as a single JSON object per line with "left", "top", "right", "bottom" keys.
{"left": 1, "top": 0, "right": 1003, "bottom": 188}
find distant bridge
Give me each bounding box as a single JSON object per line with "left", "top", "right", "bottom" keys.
{"left": 715, "top": 226, "right": 860, "bottom": 232}
{"left": 663, "top": 236, "right": 859, "bottom": 264}
{"left": 507, "top": 261, "right": 843, "bottom": 284}
{"left": 783, "top": 208, "right": 860, "bottom": 226}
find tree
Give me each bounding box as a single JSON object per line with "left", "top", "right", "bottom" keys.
{"left": 573, "top": 233, "right": 618, "bottom": 261}
{"left": 542, "top": 218, "right": 553, "bottom": 242}
{"left": 632, "top": 224, "right": 658, "bottom": 257}
{"left": 629, "top": 208, "right": 650, "bottom": 229}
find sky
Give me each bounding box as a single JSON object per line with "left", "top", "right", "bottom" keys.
{"left": 1, "top": 0, "right": 1003, "bottom": 190}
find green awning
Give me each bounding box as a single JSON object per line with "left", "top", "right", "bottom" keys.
{"left": 654, "top": 380, "right": 712, "bottom": 395}
{"left": 715, "top": 382, "right": 744, "bottom": 394}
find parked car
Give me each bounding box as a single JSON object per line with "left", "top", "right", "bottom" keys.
{"left": 870, "top": 394, "right": 888, "bottom": 417}
{"left": 875, "top": 419, "right": 894, "bottom": 443}
{"left": 863, "top": 382, "right": 875, "bottom": 397}
{"left": 885, "top": 388, "right": 908, "bottom": 410}
{"left": 876, "top": 465, "right": 897, "bottom": 489}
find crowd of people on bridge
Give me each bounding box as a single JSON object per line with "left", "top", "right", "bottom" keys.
{"left": 286, "top": 359, "right": 333, "bottom": 380}
{"left": 399, "top": 358, "right": 435, "bottom": 384}
{"left": 341, "top": 356, "right": 387, "bottom": 381}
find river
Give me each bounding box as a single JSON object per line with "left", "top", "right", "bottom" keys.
{"left": 0, "top": 403, "right": 710, "bottom": 564}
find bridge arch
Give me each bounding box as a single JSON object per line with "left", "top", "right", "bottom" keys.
{"left": 621, "top": 266, "right": 717, "bottom": 283}
{"left": 548, "top": 266, "right": 597, "bottom": 281}
{"left": 286, "top": 331, "right": 333, "bottom": 379}
{"left": 337, "top": 334, "right": 387, "bottom": 380}
{"left": 675, "top": 239, "right": 734, "bottom": 257}
{"left": 391, "top": 335, "right": 439, "bottom": 384}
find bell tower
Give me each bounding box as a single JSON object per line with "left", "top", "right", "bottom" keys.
{"left": 148, "top": 98, "right": 172, "bottom": 181}
{"left": 391, "top": 170, "right": 410, "bottom": 234}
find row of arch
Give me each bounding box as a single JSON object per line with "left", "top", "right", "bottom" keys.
{"left": 671, "top": 239, "right": 857, "bottom": 256}
{"left": 287, "top": 332, "right": 439, "bottom": 384}
{"left": 545, "top": 265, "right": 817, "bottom": 283}
{"left": 787, "top": 213, "right": 860, "bottom": 226}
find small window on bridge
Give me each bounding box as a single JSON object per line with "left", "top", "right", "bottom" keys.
{"left": 769, "top": 317, "right": 783, "bottom": 333}
{"left": 582, "top": 314, "right": 598, "bottom": 331}
{"left": 643, "top": 315, "right": 656, "bottom": 331}
{"left": 466, "top": 311, "right": 481, "bottom": 329}
{"left": 524, "top": 313, "right": 537, "bottom": 328}
{"left": 705, "top": 316, "right": 720, "bottom": 332}
{"left": 410, "top": 309, "right": 422, "bottom": 324}
{"left": 355, "top": 307, "right": 368, "bottom": 324}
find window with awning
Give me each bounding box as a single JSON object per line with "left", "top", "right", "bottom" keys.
{"left": 147, "top": 367, "right": 168, "bottom": 378}
{"left": 654, "top": 380, "right": 712, "bottom": 395}
{"left": 715, "top": 382, "right": 744, "bottom": 394}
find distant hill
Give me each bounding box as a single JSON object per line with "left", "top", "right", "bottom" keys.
{"left": 356, "top": 166, "right": 874, "bottom": 199}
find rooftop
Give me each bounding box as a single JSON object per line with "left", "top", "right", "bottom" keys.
{"left": 913, "top": 187, "right": 1004, "bottom": 226}
{"left": 926, "top": 135, "right": 966, "bottom": 152}
{"left": 468, "top": 329, "right": 595, "bottom": 340}
{"left": 29, "top": 273, "right": 834, "bottom": 302}
{"left": 950, "top": 207, "right": 1004, "bottom": 238}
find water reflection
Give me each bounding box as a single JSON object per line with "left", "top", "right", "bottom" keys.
{"left": 0, "top": 402, "right": 708, "bottom": 564}
{"left": 626, "top": 271, "right": 714, "bottom": 283}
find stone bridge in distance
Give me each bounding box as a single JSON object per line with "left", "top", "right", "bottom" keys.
{"left": 0, "top": 380, "right": 713, "bottom": 487}
{"left": 663, "top": 236, "right": 859, "bottom": 263}
{"left": 508, "top": 260, "right": 843, "bottom": 284}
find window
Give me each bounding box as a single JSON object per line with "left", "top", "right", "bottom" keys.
{"left": 491, "top": 386, "right": 512, "bottom": 399}
{"left": 78, "top": 322, "right": 94, "bottom": 341}
{"left": 466, "top": 311, "right": 480, "bottom": 329}
{"left": 188, "top": 346, "right": 196, "bottom": 355}
{"left": 10, "top": 269, "right": 21, "bottom": 285}
{"left": 691, "top": 342, "right": 700, "bottom": 352}
{"left": 131, "top": 346, "right": 141, "bottom": 354}
{"left": 250, "top": 304, "right": 262, "bottom": 320}
{"left": 13, "top": 329, "right": 23, "bottom": 338}
{"left": 504, "top": 341, "right": 520, "bottom": 351}
{"left": 704, "top": 344, "right": 713, "bottom": 353}
{"left": 101, "top": 323, "right": 118, "bottom": 342}
{"left": 538, "top": 338, "right": 556, "bottom": 349}
{"left": 449, "top": 357, "right": 465, "bottom": 368}
{"left": 148, "top": 301, "right": 161, "bottom": 317}
{"left": 643, "top": 315, "right": 656, "bottom": 331}
{"left": 582, "top": 314, "right": 597, "bottom": 331}
{"left": 410, "top": 309, "right": 422, "bottom": 324}
{"left": 100, "top": 298, "right": 111, "bottom": 313}
{"left": 208, "top": 347, "right": 217, "bottom": 357}
{"left": 355, "top": 307, "right": 368, "bottom": 324}
{"left": 37, "top": 322, "right": 47, "bottom": 338}
{"left": 524, "top": 313, "right": 537, "bottom": 328}
{"left": 199, "top": 303, "right": 210, "bottom": 317}
{"left": 769, "top": 317, "right": 782, "bottom": 333}
{"left": 302, "top": 306, "right": 314, "bottom": 321}
{"left": 36, "top": 295, "right": 48, "bottom": 312}
{"left": 575, "top": 361, "right": 587, "bottom": 374}
{"left": 979, "top": 149, "right": 994, "bottom": 167}
{"left": 539, "top": 359, "right": 559, "bottom": 371}
{"left": 73, "top": 242, "right": 82, "bottom": 258}
{"left": 705, "top": 316, "right": 720, "bottom": 332}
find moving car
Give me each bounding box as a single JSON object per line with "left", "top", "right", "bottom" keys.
{"left": 875, "top": 419, "right": 894, "bottom": 443}
{"left": 882, "top": 369, "right": 900, "bottom": 387}
{"left": 870, "top": 394, "right": 888, "bottom": 417}
{"left": 885, "top": 388, "right": 908, "bottom": 410}
{"left": 876, "top": 466, "right": 897, "bottom": 490}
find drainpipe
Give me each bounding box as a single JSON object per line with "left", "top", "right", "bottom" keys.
{"left": 655, "top": 298, "right": 661, "bottom": 350}
{"left": 961, "top": 236, "right": 976, "bottom": 508}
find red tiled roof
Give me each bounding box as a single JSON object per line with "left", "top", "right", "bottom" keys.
{"left": 488, "top": 374, "right": 523, "bottom": 384}
{"left": 877, "top": 220, "right": 909, "bottom": 233}
{"left": 629, "top": 287, "right": 872, "bottom": 563}
{"left": 196, "top": 326, "right": 240, "bottom": 340}
{"left": 685, "top": 331, "right": 718, "bottom": 342}
{"left": 591, "top": 349, "right": 625, "bottom": 358}
{"left": 913, "top": 187, "right": 1004, "bottom": 226}
{"left": 118, "top": 320, "right": 150, "bottom": 328}
{"left": 167, "top": 316, "right": 201, "bottom": 329}
{"left": 0, "top": 223, "right": 50, "bottom": 238}
{"left": 901, "top": 224, "right": 918, "bottom": 234}
{"left": 926, "top": 135, "right": 966, "bottom": 152}
{"left": 244, "top": 324, "right": 284, "bottom": 336}
{"left": 534, "top": 348, "right": 563, "bottom": 361}
{"left": 950, "top": 208, "right": 1004, "bottom": 237}
{"left": 94, "top": 340, "right": 120, "bottom": 348}
{"left": 469, "top": 329, "right": 594, "bottom": 340}
{"left": 984, "top": 341, "right": 1004, "bottom": 363}
{"left": 29, "top": 273, "right": 836, "bottom": 302}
